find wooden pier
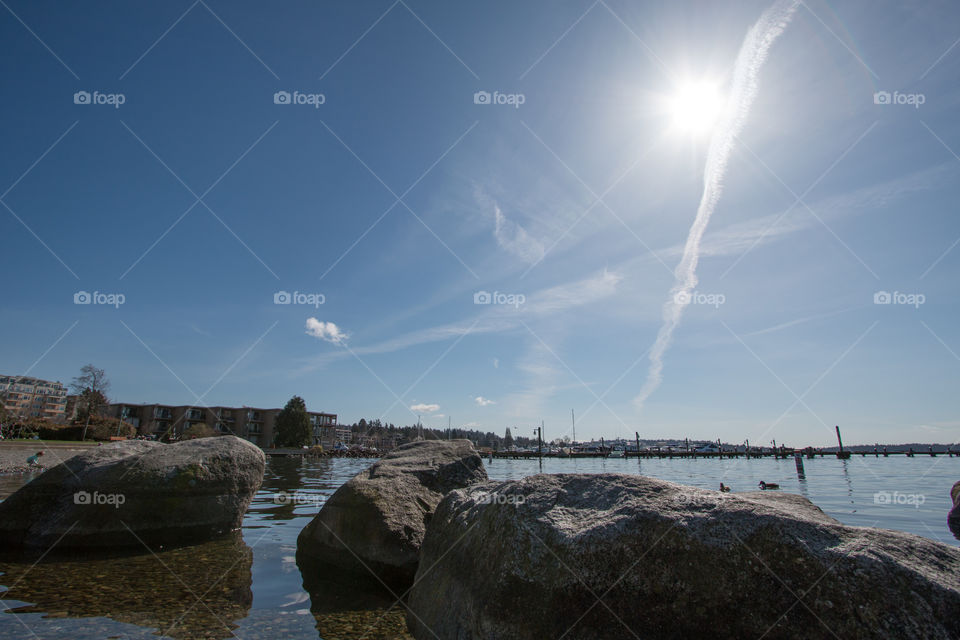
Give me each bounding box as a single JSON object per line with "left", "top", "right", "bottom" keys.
{"left": 489, "top": 448, "right": 957, "bottom": 460}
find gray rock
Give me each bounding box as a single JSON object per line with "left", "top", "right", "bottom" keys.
{"left": 407, "top": 474, "right": 960, "bottom": 640}
{"left": 297, "top": 439, "right": 487, "bottom": 587}
{"left": 0, "top": 436, "right": 264, "bottom": 549}
{"left": 950, "top": 480, "right": 960, "bottom": 540}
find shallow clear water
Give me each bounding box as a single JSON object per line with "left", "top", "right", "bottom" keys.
{"left": 485, "top": 454, "right": 960, "bottom": 546}
{"left": 0, "top": 454, "right": 956, "bottom": 639}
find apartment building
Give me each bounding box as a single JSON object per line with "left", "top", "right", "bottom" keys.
{"left": 108, "top": 402, "right": 336, "bottom": 448}
{"left": 0, "top": 375, "right": 68, "bottom": 420}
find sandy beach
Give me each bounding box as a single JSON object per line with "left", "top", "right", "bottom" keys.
{"left": 0, "top": 442, "right": 94, "bottom": 473}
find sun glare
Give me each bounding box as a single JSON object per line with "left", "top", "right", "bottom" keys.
{"left": 667, "top": 80, "right": 725, "bottom": 135}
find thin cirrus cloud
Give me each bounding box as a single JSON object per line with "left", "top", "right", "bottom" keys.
{"left": 493, "top": 203, "right": 545, "bottom": 264}
{"left": 290, "top": 157, "right": 942, "bottom": 375}
{"left": 305, "top": 318, "right": 349, "bottom": 345}
{"left": 474, "top": 396, "right": 496, "bottom": 406}
{"left": 295, "top": 268, "right": 623, "bottom": 372}
{"left": 410, "top": 403, "right": 440, "bottom": 413}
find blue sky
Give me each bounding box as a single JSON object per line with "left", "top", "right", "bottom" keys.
{"left": 2, "top": 0, "right": 959, "bottom": 446}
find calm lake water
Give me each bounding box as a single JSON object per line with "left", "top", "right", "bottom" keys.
{"left": 0, "top": 454, "right": 957, "bottom": 639}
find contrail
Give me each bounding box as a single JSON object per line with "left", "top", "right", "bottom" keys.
{"left": 635, "top": 0, "right": 799, "bottom": 410}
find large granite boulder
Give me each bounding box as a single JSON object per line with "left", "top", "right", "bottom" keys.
{"left": 0, "top": 436, "right": 264, "bottom": 550}
{"left": 297, "top": 439, "right": 487, "bottom": 587}
{"left": 950, "top": 480, "right": 960, "bottom": 540}
{"left": 407, "top": 474, "right": 960, "bottom": 640}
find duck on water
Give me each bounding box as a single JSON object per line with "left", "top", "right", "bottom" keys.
{"left": 758, "top": 481, "right": 780, "bottom": 490}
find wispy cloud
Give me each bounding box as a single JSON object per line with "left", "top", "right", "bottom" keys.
{"left": 635, "top": 0, "right": 800, "bottom": 412}
{"left": 295, "top": 268, "right": 622, "bottom": 372}
{"left": 493, "top": 203, "right": 545, "bottom": 264}
{"left": 474, "top": 396, "right": 495, "bottom": 406}
{"left": 679, "top": 162, "right": 954, "bottom": 263}
{"left": 410, "top": 403, "right": 439, "bottom": 413}
{"left": 305, "top": 318, "right": 349, "bottom": 345}
{"left": 742, "top": 306, "right": 858, "bottom": 337}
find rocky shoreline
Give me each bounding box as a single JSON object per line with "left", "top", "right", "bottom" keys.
{"left": 293, "top": 440, "right": 960, "bottom": 640}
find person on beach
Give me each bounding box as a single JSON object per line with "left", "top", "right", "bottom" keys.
{"left": 26, "top": 451, "right": 44, "bottom": 467}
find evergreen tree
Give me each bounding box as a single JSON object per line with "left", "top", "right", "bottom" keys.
{"left": 504, "top": 427, "right": 514, "bottom": 449}
{"left": 274, "top": 396, "right": 311, "bottom": 447}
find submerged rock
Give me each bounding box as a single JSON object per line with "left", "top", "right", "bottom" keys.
{"left": 407, "top": 474, "right": 960, "bottom": 640}
{"left": 0, "top": 532, "right": 252, "bottom": 639}
{"left": 0, "top": 436, "right": 264, "bottom": 549}
{"left": 297, "top": 439, "right": 487, "bottom": 587}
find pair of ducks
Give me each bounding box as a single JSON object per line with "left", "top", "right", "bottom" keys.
{"left": 718, "top": 481, "right": 781, "bottom": 493}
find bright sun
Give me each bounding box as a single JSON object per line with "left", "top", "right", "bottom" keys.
{"left": 666, "top": 81, "right": 725, "bottom": 135}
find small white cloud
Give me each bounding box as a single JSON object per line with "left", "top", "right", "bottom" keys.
{"left": 462, "top": 421, "right": 481, "bottom": 428}
{"left": 474, "top": 396, "right": 496, "bottom": 406}
{"left": 410, "top": 403, "right": 440, "bottom": 413}
{"left": 305, "top": 318, "right": 349, "bottom": 345}
{"left": 493, "top": 358, "right": 499, "bottom": 368}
